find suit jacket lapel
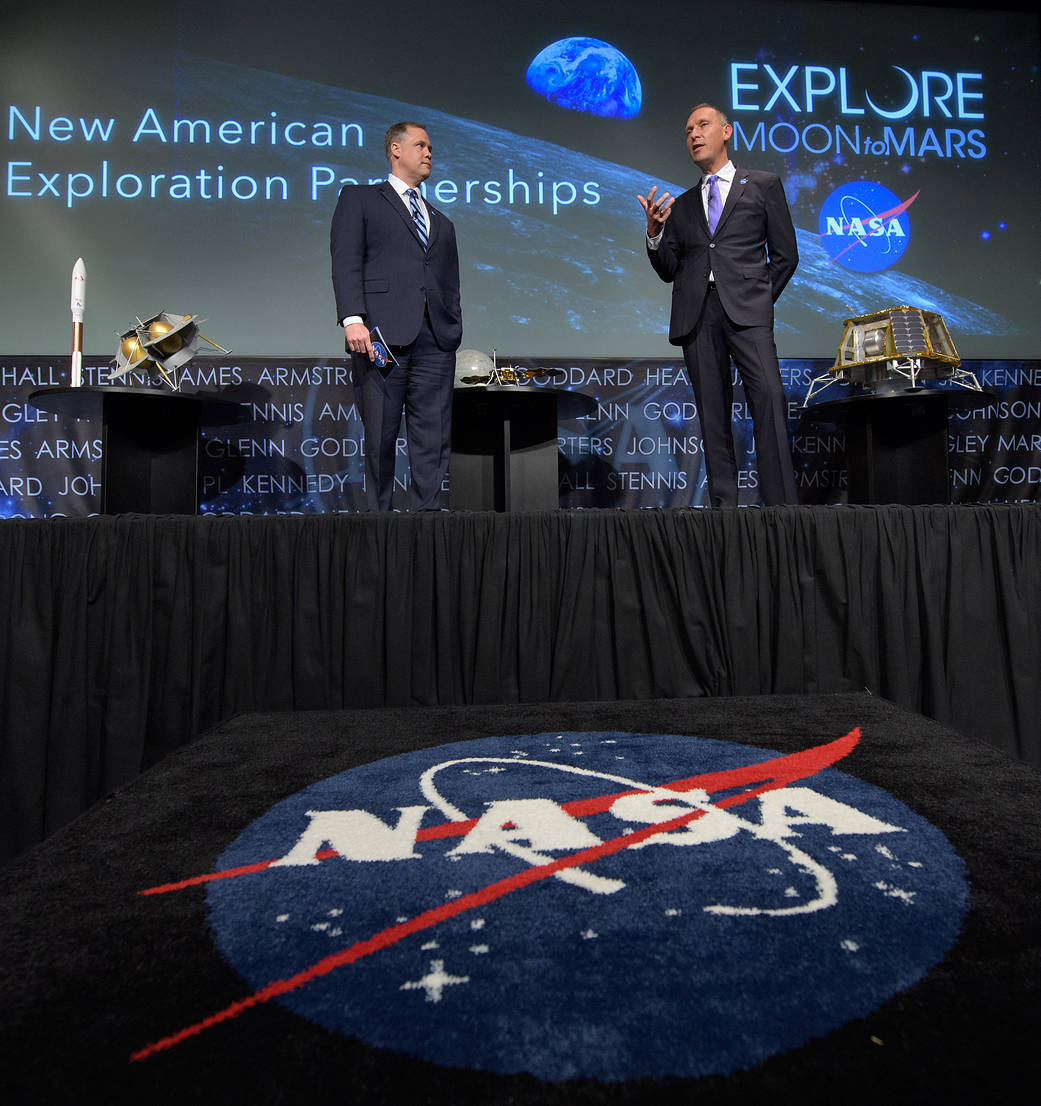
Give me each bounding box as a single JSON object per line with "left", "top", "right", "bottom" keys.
{"left": 425, "top": 204, "right": 440, "bottom": 250}
{"left": 378, "top": 180, "right": 430, "bottom": 250}
{"left": 693, "top": 178, "right": 710, "bottom": 237}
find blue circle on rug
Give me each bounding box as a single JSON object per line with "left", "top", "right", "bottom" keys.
{"left": 207, "top": 732, "right": 967, "bottom": 1081}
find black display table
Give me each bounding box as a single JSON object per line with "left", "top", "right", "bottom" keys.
{"left": 804, "top": 388, "right": 971, "bottom": 505}
{"left": 28, "top": 385, "right": 243, "bottom": 514}
{"left": 451, "top": 385, "right": 596, "bottom": 511}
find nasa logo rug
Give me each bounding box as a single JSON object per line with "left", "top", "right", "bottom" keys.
{"left": 151, "top": 730, "right": 967, "bottom": 1080}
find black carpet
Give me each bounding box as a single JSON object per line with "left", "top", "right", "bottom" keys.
{"left": 2, "top": 693, "right": 1040, "bottom": 1103}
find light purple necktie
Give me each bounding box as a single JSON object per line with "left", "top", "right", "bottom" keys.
{"left": 706, "top": 175, "right": 722, "bottom": 235}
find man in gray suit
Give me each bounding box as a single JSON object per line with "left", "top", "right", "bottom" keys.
{"left": 331, "top": 122, "right": 462, "bottom": 511}
{"left": 639, "top": 103, "right": 799, "bottom": 507}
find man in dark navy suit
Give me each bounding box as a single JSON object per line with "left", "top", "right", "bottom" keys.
{"left": 331, "top": 122, "right": 462, "bottom": 511}
{"left": 638, "top": 103, "right": 799, "bottom": 507}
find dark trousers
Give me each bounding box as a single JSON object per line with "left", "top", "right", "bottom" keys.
{"left": 681, "top": 287, "right": 798, "bottom": 508}
{"left": 352, "top": 315, "right": 454, "bottom": 511}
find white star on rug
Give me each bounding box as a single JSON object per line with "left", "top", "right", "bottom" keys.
{"left": 400, "top": 959, "right": 470, "bottom": 1003}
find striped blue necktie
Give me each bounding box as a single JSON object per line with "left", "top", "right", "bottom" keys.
{"left": 406, "top": 188, "right": 428, "bottom": 249}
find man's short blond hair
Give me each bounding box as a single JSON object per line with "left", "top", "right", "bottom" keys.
{"left": 384, "top": 121, "right": 427, "bottom": 162}
{"left": 687, "top": 103, "right": 730, "bottom": 127}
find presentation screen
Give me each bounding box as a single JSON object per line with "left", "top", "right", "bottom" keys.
{"left": 2, "top": 0, "right": 1039, "bottom": 361}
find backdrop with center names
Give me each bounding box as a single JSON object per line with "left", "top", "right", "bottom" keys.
{"left": 1, "top": 355, "right": 1039, "bottom": 516}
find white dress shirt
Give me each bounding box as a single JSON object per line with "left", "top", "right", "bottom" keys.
{"left": 387, "top": 172, "right": 430, "bottom": 236}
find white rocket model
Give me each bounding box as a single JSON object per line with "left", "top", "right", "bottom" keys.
{"left": 70, "top": 258, "right": 86, "bottom": 387}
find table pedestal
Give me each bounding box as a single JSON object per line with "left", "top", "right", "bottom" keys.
{"left": 29, "top": 386, "right": 242, "bottom": 514}
{"left": 805, "top": 390, "right": 953, "bottom": 505}
{"left": 451, "top": 386, "right": 595, "bottom": 512}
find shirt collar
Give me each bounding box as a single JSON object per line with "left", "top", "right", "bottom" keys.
{"left": 703, "top": 161, "right": 735, "bottom": 186}
{"left": 388, "top": 173, "right": 422, "bottom": 200}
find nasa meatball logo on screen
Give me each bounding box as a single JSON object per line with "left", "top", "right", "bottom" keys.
{"left": 135, "top": 730, "right": 967, "bottom": 1079}
{"left": 819, "top": 180, "right": 918, "bottom": 273}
